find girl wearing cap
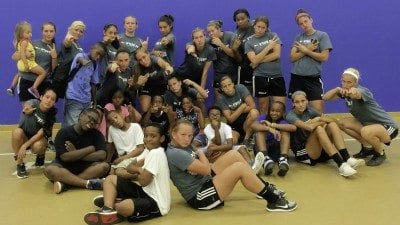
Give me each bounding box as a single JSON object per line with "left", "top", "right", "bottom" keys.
{"left": 289, "top": 9, "right": 333, "bottom": 113}
{"left": 323, "top": 68, "right": 398, "bottom": 166}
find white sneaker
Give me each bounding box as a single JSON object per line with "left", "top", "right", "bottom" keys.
{"left": 252, "top": 152, "right": 264, "bottom": 175}
{"left": 338, "top": 162, "right": 357, "bottom": 177}
{"left": 347, "top": 157, "right": 365, "bottom": 168}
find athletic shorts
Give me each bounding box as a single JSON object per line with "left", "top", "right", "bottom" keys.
{"left": 48, "top": 159, "right": 105, "bottom": 175}
{"left": 383, "top": 125, "right": 399, "bottom": 146}
{"left": 266, "top": 138, "right": 281, "bottom": 162}
{"left": 18, "top": 78, "right": 51, "bottom": 102}
{"left": 238, "top": 66, "right": 253, "bottom": 87}
{"left": 291, "top": 144, "right": 331, "bottom": 166}
{"left": 288, "top": 74, "right": 323, "bottom": 101}
{"left": 116, "top": 177, "right": 162, "bottom": 222}
{"left": 187, "top": 179, "right": 223, "bottom": 210}
{"left": 253, "top": 76, "right": 286, "bottom": 98}
{"left": 228, "top": 113, "right": 248, "bottom": 138}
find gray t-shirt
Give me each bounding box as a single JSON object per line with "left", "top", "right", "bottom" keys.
{"left": 208, "top": 31, "right": 238, "bottom": 81}
{"left": 153, "top": 33, "right": 176, "bottom": 65}
{"left": 218, "top": 84, "right": 250, "bottom": 111}
{"left": 18, "top": 99, "right": 55, "bottom": 137}
{"left": 291, "top": 30, "right": 333, "bottom": 77}
{"left": 245, "top": 31, "right": 283, "bottom": 78}
{"left": 119, "top": 33, "right": 143, "bottom": 66}
{"left": 164, "top": 87, "right": 198, "bottom": 111}
{"left": 342, "top": 85, "right": 397, "bottom": 128}
{"left": 116, "top": 67, "right": 133, "bottom": 90}
{"left": 286, "top": 107, "right": 321, "bottom": 148}
{"left": 166, "top": 144, "right": 211, "bottom": 201}
{"left": 19, "top": 40, "right": 53, "bottom": 81}
{"left": 119, "top": 33, "right": 142, "bottom": 54}
{"left": 175, "top": 43, "right": 216, "bottom": 85}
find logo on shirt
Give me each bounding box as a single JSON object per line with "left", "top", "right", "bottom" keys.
{"left": 228, "top": 99, "right": 243, "bottom": 110}
{"left": 34, "top": 113, "right": 45, "bottom": 125}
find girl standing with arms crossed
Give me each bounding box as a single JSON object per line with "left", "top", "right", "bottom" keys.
{"left": 231, "top": 8, "right": 255, "bottom": 90}
{"left": 245, "top": 16, "right": 286, "bottom": 114}
{"left": 289, "top": 9, "right": 333, "bottom": 113}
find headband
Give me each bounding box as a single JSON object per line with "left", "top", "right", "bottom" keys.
{"left": 343, "top": 69, "right": 359, "bottom": 81}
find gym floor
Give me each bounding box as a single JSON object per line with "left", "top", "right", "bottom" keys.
{"left": 1, "top": 118, "right": 399, "bottom": 225}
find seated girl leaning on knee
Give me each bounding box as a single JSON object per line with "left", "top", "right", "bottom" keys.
{"left": 251, "top": 101, "right": 296, "bottom": 177}
{"left": 285, "top": 91, "right": 363, "bottom": 177}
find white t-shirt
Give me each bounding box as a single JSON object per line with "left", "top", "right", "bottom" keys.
{"left": 108, "top": 123, "right": 144, "bottom": 156}
{"left": 142, "top": 147, "right": 171, "bottom": 215}
{"left": 204, "top": 122, "right": 233, "bottom": 146}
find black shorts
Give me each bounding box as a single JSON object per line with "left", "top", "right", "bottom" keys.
{"left": 48, "top": 159, "right": 104, "bottom": 175}
{"left": 383, "top": 125, "right": 399, "bottom": 145}
{"left": 187, "top": 179, "right": 223, "bottom": 210}
{"left": 266, "top": 138, "right": 281, "bottom": 162}
{"left": 291, "top": 144, "right": 331, "bottom": 166}
{"left": 288, "top": 74, "right": 323, "bottom": 101}
{"left": 253, "top": 76, "right": 286, "bottom": 98}
{"left": 116, "top": 177, "right": 162, "bottom": 222}
{"left": 18, "top": 78, "right": 52, "bottom": 102}
{"left": 139, "top": 85, "right": 167, "bottom": 97}
{"left": 238, "top": 65, "right": 253, "bottom": 86}
{"left": 228, "top": 113, "right": 248, "bottom": 138}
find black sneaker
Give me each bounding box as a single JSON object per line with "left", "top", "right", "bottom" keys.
{"left": 16, "top": 163, "right": 28, "bottom": 179}
{"left": 366, "top": 152, "right": 386, "bottom": 166}
{"left": 263, "top": 156, "right": 275, "bottom": 176}
{"left": 277, "top": 157, "right": 289, "bottom": 177}
{"left": 34, "top": 154, "right": 45, "bottom": 167}
{"left": 353, "top": 147, "right": 374, "bottom": 158}
{"left": 93, "top": 195, "right": 123, "bottom": 208}
{"left": 87, "top": 178, "right": 104, "bottom": 190}
{"left": 93, "top": 195, "right": 105, "bottom": 208}
{"left": 267, "top": 184, "right": 286, "bottom": 198}
{"left": 266, "top": 196, "right": 297, "bottom": 212}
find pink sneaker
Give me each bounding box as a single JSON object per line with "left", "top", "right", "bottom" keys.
{"left": 28, "top": 87, "right": 40, "bottom": 99}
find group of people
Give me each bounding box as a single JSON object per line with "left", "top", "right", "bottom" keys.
{"left": 8, "top": 7, "right": 398, "bottom": 225}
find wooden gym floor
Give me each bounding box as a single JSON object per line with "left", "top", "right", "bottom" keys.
{"left": 1, "top": 116, "right": 399, "bottom": 225}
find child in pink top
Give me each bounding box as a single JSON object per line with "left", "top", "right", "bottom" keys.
{"left": 99, "top": 89, "right": 141, "bottom": 138}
